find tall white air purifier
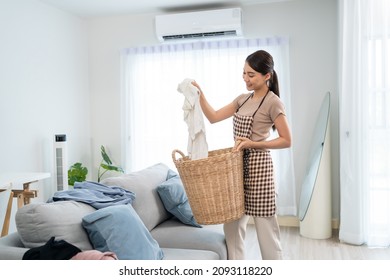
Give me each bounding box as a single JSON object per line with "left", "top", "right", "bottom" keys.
{"left": 54, "top": 134, "right": 68, "bottom": 191}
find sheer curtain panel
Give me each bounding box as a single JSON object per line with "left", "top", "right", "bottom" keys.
{"left": 122, "top": 37, "right": 296, "bottom": 216}
{"left": 339, "top": 0, "right": 390, "bottom": 247}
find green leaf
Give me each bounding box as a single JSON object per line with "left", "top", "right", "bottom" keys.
{"left": 98, "top": 145, "right": 124, "bottom": 182}
{"left": 68, "top": 162, "right": 88, "bottom": 186}
{"left": 100, "top": 163, "right": 124, "bottom": 173}
{"left": 100, "top": 145, "right": 112, "bottom": 165}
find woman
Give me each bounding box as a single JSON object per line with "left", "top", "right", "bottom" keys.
{"left": 192, "top": 50, "right": 292, "bottom": 260}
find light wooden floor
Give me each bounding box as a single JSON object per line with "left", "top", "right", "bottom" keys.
{"left": 245, "top": 224, "right": 390, "bottom": 260}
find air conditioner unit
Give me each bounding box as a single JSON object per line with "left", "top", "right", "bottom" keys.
{"left": 155, "top": 8, "right": 243, "bottom": 42}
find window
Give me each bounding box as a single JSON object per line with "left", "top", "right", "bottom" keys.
{"left": 367, "top": 36, "right": 390, "bottom": 245}
{"left": 339, "top": 0, "right": 390, "bottom": 247}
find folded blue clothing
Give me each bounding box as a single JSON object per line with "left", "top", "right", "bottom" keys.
{"left": 50, "top": 181, "right": 136, "bottom": 209}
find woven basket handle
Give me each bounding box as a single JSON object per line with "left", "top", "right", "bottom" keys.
{"left": 172, "top": 149, "right": 186, "bottom": 162}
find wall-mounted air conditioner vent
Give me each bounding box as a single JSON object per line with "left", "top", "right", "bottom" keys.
{"left": 155, "top": 8, "right": 243, "bottom": 42}
{"left": 162, "top": 30, "right": 238, "bottom": 41}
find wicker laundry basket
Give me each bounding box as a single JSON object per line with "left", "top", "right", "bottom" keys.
{"left": 172, "top": 148, "right": 245, "bottom": 225}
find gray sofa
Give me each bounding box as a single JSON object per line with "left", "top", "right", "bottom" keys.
{"left": 0, "top": 163, "right": 227, "bottom": 260}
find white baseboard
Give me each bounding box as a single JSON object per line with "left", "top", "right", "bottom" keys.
{"left": 248, "top": 216, "right": 340, "bottom": 230}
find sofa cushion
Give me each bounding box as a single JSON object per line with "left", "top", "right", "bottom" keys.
{"left": 0, "top": 233, "right": 29, "bottom": 260}
{"left": 151, "top": 219, "right": 227, "bottom": 260}
{"left": 157, "top": 173, "right": 201, "bottom": 228}
{"left": 82, "top": 205, "right": 164, "bottom": 260}
{"left": 15, "top": 201, "right": 95, "bottom": 251}
{"left": 101, "top": 163, "right": 171, "bottom": 231}
{"left": 162, "top": 248, "right": 220, "bottom": 260}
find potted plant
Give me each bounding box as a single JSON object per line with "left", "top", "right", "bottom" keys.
{"left": 68, "top": 162, "right": 88, "bottom": 186}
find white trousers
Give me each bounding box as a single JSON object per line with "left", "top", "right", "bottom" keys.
{"left": 223, "top": 215, "right": 283, "bottom": 260}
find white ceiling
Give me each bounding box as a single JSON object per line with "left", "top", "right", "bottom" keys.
{"left": 38, "top": 0, "right": 290, "bottom": 18}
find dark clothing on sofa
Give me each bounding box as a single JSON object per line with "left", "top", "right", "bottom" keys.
{"left": 23, "top": 237, "right": 81, "bottom": 260}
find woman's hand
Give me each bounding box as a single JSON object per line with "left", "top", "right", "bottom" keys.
{"left": 233, "top": 137, "right": 252, "bottom": 152}
{"left": 191, "top": 80, "right": 236, "bottom": 124}
{"left": 191, "top": 81, "right": 202, "bottom": 95}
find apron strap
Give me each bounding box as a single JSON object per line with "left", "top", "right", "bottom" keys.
{"left": 235, "top": 90, "right": 270, "bottom": 117}
{"left": 251, "top": 90, "right": 270, "bottom": 118}
{"left": 235, "top": 93, "right": 253, "bottom": 113}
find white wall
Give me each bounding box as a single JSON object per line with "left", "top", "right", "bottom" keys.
{"left": 87, "top": 0, "right": 339, "bottom": 219}
{"left": 87, "top": 13, "right": 156, "bottom": 179}
{"left": 0, "top": 0, "right": 91, "bottom": 203}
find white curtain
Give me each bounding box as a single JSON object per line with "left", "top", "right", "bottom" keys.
{"left": 339, "top": 0, "right": 390, "bottom": 247}
{"left": 122, "top": 37, "right": 296, "bottom": 216}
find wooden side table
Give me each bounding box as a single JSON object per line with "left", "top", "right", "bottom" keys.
{"left": 0, "top": 173, "right": 50, "bottom": 236}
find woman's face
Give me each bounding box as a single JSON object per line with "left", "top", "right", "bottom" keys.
{"left": 242, "top": 62, "right": 269, "bottom": 92}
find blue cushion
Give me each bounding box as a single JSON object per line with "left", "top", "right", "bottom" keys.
{"left": 166, "top": 169, "right": 178, "bottom": 180}
{"left": 157, "top": 172, "right": 201, "bottom": 228}
{"left": 82, "top": 205, "right": 164, "bottom": 260}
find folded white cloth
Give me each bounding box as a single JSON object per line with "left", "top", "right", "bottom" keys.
{"left": 177, "top": 78, "right": 208, "bottom": 160}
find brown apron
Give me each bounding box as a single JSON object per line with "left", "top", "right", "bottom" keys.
{"left": 233, "top": 92, "right": 276, "bottom": 217}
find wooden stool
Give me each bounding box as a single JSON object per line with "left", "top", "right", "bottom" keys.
{"left": 12, "top": 181, "right": 38, "bottom": 208}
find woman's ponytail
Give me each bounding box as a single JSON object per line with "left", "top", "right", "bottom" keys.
{"left": 269, "top": 70, "right": 280, "bottom": 98}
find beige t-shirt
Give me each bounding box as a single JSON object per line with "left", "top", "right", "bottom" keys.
{"left": 233, "top": 91, "right": 286, "bottom": 142}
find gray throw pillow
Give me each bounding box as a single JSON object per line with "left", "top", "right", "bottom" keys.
{"left": 15, "top": 201, "right": 95, "bottom": 250}
{"left": 101, "top": 163, "right": 171, "bottom": 231}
